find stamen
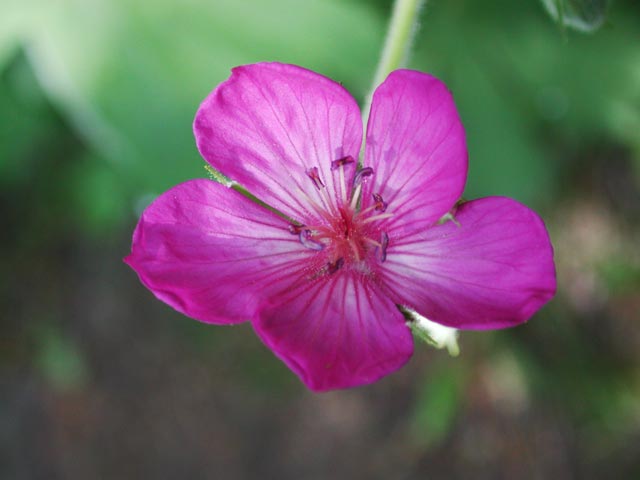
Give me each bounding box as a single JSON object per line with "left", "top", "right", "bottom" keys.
{"left": 363, "top": 237, "right": 381, "bottom": 247}
{"left": 359, "top": 204, "right": 377, "bottom": 215}
{"left": 349, "top": 167, "right": 374, "bottom": 210}
{"left": 288, "top": 223, "right": 306, "bottom": 235}
{"left": 318, "top": 185, "right": 337, "bottom": 214}
{"left": 376, "top": 232, "right": 389, "bottom": 262}
{"left": 353, "top": 167, "right": 374, "bottom": 187}
{"left": 299, "top": 229, "right": 325, "bottom": 251}
{"left": 331, "top": 156, "right": 355, "bottom": 207}
{"left": 349, "top": 184, "right": 362, "bottom": 211}
{"left": 305, "top": 167, "right": 325, "bottom": 190}
{"left": 348, "top": 238, "right": 361, "bottom": 261}
{"left": 330, "top": 155, "right": 355, "bottom": 170}
{"left": 361, "top": 213, "right": 394, "bottom": 224}
{"left": 372, "top": 193, "right": 387, "bottom": 212}
{"left": 340, "top": 163, "right": 347, "bottom": 205}
{"left": 296, "top": 187, "right": 331, "bottom": 221}
{"left": 326, "top": 257, "right": 344, "bottom": 275}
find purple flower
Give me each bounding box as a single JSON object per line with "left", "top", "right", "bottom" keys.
{"left": 125, "top": 63, "right": 556, "bottom": 391}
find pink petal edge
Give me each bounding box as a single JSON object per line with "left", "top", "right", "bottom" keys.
{"left": 363, "top": 69, "right": 468, "bottom": 237}
{"left": 253, "top": 273, "right": 414, "bottom": 392}
{"left": 125, "top": 179, "right": 311, "bottom": 325}
{"left": 194, "top": 62, "right": 363, "bottom": 224}
{"left": 380, "top": 196, "right": 556, "bottom": 330}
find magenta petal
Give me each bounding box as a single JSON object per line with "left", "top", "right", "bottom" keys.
{"left": 253, "top": 275, "right": 414, "bottom": 391}
{"left": 363, "top": 70, "right": 467, "bottom": 234}
{"left": 382, "top": 197, "right": 556, "bottom": 329}
{"left": 194, "top": 62, "right": 363, "bottom": 222}
{"left": 125, "top": 179, "right": 309, "bottom": 324}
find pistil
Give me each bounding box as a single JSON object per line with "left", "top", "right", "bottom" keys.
{"left": 293, "top": 161, "right": 393, "bottom": 268}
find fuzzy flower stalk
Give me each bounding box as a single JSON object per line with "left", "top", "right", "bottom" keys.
{"left": 125, "top": 63, "right": 556, "bottom": 391}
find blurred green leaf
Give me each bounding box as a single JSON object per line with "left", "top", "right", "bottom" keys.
{"left": 0, "top": 0, "right": 26, "bottom": 69}
{"left": 410, "top": 0, "right": 639, "bottom": 205}
{"left": 14, "top": 0, "right": 384, "bottom": 198}
{"left": 540, "top": 0, "right": 610, "bottom": 32}
{"left": 68, "top": 154, "right": 129, "bottom": 235}
{"left": 411, "top": 3, "right": 556, "bottom": 204}
{"left": 0, "top": 50, "right": 78, "bottom": 190}
{"left": 600, "top": 258, "right": 640, "bottom": 293}
{"left": 452, "top": 61, "right": 554, "bottom": 202}
{"left": 36, "top": 327, "right": 89, "bottom": 392}
{"left": 410, "top": 363, "right": 466, "bottom": 447}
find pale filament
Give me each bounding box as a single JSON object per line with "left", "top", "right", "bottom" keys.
{"left": 305, "top": 166, "right": 337, "bottom": 214}
{"left": 348, "top": 238, "right": 361, "bottom": 262}
{"left": 362, "top": 237, "right": 382, "bottom": 248}
{"left": 359, "top": 204, "right": 377, "bottom": 216}
{"left": 339, "top": 164, "right": 347, "bottom": 206}
{"left": 317, "top": 181, "right": 336, "bottom": 214}
{"left": 349, "top": 183, "right": 362, "bottom": 211}
{"left": 361, "top": 213, "right": 394, "bottom": 225}
{"left": 296, "top": 187, "right": 331, "bottom": 222}
{"left": 330, "top": 156, "right": 355, "bottom": 209}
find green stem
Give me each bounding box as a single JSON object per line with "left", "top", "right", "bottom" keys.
{"left": 361, "top": 0, "right": 427, "bottom": 137}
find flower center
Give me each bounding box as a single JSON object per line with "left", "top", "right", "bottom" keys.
{"left": 288, "top": 158, "right": 392, "bottom": 276}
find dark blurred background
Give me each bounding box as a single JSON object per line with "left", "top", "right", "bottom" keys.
{"left": 1, "top": 0, "right": 639, "bottom": 478}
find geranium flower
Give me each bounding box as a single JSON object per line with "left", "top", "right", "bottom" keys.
{"left": 125, "top": 63, "right": 556, "bottom": 391}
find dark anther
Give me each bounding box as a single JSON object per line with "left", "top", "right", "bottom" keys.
{"left": 306, "top": 167, "right": 325, "bottom": 190}
{"left": 288, "top": 223, "right": 306, "bottom": 235}
{"left": 353, "top": 167, "right": 374, "bottom": 187}
{"left": 330, "top": 155, "right": 355, "bottom": 170}
{"left": 299, "top": 229, "right": 325, "bottom": 251}
{"left": 327, "top": 257, "right": 345, "bottom": 274}
{"left": 377, "top": 232, "right": 389, "bottom": 262}
{"left": 372, "top": 193, "right": 388, "bottom": 212}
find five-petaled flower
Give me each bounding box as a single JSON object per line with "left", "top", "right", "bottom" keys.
{"left": 125, "top": 63, "right": 556, "bottom": 391}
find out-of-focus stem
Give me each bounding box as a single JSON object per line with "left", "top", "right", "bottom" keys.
{"left": 361, "top": 0, "right": 427, "bottom": 147}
